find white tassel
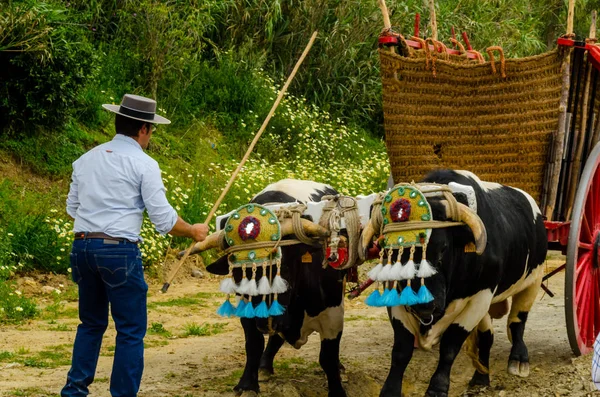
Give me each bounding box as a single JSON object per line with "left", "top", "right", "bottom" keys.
{"left": 271, "top": 258, "right": 288, "bottom": 294}
{"left": 246, "top": 264, "right": 259, "bottom": 296}
{"left": 270, "top": 275, "right": 289, "bottom": 294}
{"left": 220, "top": 278, "right": 237, "bottom": 294}
{"left": 377, "top": 263, "right": 393, "bottom": 281}
{"left": 388, "top": 260, "right": 403, "bottom": 280}
{"left": 246, "top": 278, "right": 259, "bottom": 296}
{"left": 399, "top": 259, "right": 417, "bottom": 280}
{"left": 417, "top": 259, "right": 438, "bottom": 278}
{"left": 258, "top": 275, "right": 271, "bottom": 295}
{"left": 367, "top": 263, "right": 383, "bottom": 280}
{"left": 236, "top": 277, "right": 250, "bottom": 294}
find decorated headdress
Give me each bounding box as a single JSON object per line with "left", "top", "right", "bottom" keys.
{"left": 365, "top": 184, "right": 443, "bottom": 308}
{"left": 216, "top": 204, "right": 287, "bottom": 318}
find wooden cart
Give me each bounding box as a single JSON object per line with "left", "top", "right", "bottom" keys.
{"left": 378, "top": 10, "right": 600, "bottom": 356}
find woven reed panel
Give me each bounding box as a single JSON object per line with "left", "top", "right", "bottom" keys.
{"left": 380, "top": 48, "right": 564, "bottom": 203}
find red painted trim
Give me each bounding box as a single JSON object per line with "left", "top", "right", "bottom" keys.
{"left": 545, "top": 221, "right": 571, "bottom": 246}
{"left": 557, "top": 38, "right": 575, "bottom": 47}
{"left": 404, "top": 39, "right": 480, "bottom": 59}
{"left": 414, "top": 13, "right": 420, "bottom": 38}
{"left": 379, "top": 36, "right": 399, "bottom": 46}
{"left": 462, "top": 31, "right": 473, "bottom": 51}
{"left": 586, "top": 44, "right": 600, "bottom": 72}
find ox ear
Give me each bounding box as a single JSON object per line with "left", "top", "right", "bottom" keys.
{"left": 206, "top": 255, "right": 230, "bottom": 275}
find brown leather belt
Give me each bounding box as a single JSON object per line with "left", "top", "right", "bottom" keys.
{"left": 74, "top": 232, "right": 137, "bottom": 244}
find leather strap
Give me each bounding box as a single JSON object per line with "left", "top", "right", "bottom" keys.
{"left": 74, "top": 232, "right": 137, "bottom": 244}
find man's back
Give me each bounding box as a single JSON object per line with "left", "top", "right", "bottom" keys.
{"left": 67, "top": 134, "right": 173, "bottom": 241}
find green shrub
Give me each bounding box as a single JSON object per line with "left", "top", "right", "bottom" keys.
{"left": 0, "top": 2, "right": 97, "bottom": 134}
{"left": 0, "top": 282, "right": 37, "bottom": 323}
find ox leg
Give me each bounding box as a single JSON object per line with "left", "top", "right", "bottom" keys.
{"left": 258, "top": 334, "right": 285, "bottom": 382}
{"left": 507, "top": 282, "right": 539, "bottom": 378}
{"left": 380, "top": 316, "right": 414, "bottom": 397}
{"left": 468, "top": 314, "right": 494, "bottom": 387}
{"left": 427, "top": 291, "right": 493, "bottom": 397}
{"left": 234, "top": 318, "right": 264, "bottom": 394}
{"left": 320, "top": 331, "right": 347, "bottom": 397}
{"left": 426, "top": 323, "right": 470, "bottom": 397}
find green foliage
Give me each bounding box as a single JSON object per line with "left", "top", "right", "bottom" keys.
{"left": 0, "top": 282, "right": 37, "bottom": 323}
{"left": 182, "top": 322, "right": 226, "bottom": 337}
{"left": 0, "top": 180, "right": 71, "bottom": 273}
{"left": 148, "top": 322, "right": 172, "bottom": 338}
{"left": 0, "top": 1, "right": 97, "bottom": 134}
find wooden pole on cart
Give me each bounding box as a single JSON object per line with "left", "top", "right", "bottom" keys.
{"left": 428, "top": 0, "right": 438, "bottom": 40}
{"left": 160, "top": 31, "right": 319, "bottom": 293}
{"left": 566, "top": 11, "right": 597, "bottom": 220}
{"left": 544, "top": 0, "right": 576, "bottom": 220}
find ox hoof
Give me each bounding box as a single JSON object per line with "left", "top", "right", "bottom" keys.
{"left": 468, "top": 370, "right": 490, "bottom": 387}
{"left": 258, "top": 368, "right": 273, "bottom": 382}
{"left": 507, "top": 360, "right": 529, "bottom": 378}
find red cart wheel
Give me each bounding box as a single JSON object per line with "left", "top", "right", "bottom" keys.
{"left": 566, "top": 142, "right": 600, "bottom": 356}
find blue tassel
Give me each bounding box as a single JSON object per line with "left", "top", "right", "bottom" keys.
{"left": 379, "top": 288, "right": 391, "bottom": 304}
{"left": 242, "top": 301, "right": 256, "bottom": 318}
{"left": 234, "top": 300, "right": 247, "bottom": 317}
{"left": 398, "top": 286, "right": 419, "bottom": 306}
{"left": 268, "top": 300, "right": 286, "bottom": 316}
{"left": 383, "top": 288, "right": 401, "bottom": 307}
{"left": 365, "top": 289, "right": 382, "bottom": 307}
{"left": 216, "top": 299, "right": 236, "bottom": 317}
{"left": 417, "top": 284, "right": 435, "bottom": 304}
{"left": 255, "top": 301, "right": 269, "bottom": 318}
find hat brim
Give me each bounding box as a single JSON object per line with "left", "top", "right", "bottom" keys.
{"left": 102, "top": 104, "right": 171, "bottom": 125}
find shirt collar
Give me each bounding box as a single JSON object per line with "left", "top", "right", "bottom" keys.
{"left": 113, "top": 134, "right": 143, "bottom": 150}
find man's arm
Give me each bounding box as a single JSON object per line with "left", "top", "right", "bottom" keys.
{"left": 141, "top": 162, "right": 207, "bottom": 242}
{"left": 66, "top": 170, "right": 80, "bottom": 219}
{"left": 169, "top": 217, "right": 208, "bottom": 242}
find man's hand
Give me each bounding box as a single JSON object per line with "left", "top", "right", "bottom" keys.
{"left": 190, "top": 223, "right": 209, "bottom": 242}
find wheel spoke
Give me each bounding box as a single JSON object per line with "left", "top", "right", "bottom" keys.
{"left": 579, "top": 242, "right": 594, "bottom": 251}
{"left": 595, "top": 269, "right": 600, "bottom": 337}
{"left": 582, "top": 212, "right": 593, "bottom": 243}
{"left": 578, "top": 281, "right": 589, "bottom": 344}
{"left": 576, "top": 252, "right": 591, "bottom": 278}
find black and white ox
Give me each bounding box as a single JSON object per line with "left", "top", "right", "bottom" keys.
{"left": 189, "top": 179, "right": 348, "bottom": 397}
{"left": 360, "top": 170, "right": 547, "bottom": 397}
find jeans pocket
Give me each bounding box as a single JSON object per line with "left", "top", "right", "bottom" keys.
{"left": 70, "top": 252, "right": 82, "bottom": 284}
{"left": 95, "top": 254, "right": 129, "bottom": 288}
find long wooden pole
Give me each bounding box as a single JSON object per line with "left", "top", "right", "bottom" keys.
{"left": 428, "top": 0, "right": 438, "bottom": 40}
{"left": 544, "top": 0, "right": 576, "bottom": 219}
{"left": 161, "top": 31, "right": 319, "bottom": 293}
{"left": 566, "top": 11, "right": 597, "bottom": 219}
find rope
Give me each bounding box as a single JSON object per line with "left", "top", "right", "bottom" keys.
{"left": 383, "top": 220, "right": 464, "bottom": 234}
{"left": 319, "top": 195, "right": 363, "bottom": 268}
{"left": 276, "top": 204, "right": 320, "bottom": 247}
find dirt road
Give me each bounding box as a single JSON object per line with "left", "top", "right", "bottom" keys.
{"left": 0, "top": 256, "right": 598, "bottom": 397}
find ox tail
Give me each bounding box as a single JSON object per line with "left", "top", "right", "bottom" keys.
{"left": 464, "top": 329, "right": 489, "bottom": 375}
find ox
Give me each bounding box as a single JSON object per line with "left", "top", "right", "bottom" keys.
{"left": 360, "top": 170, "right": 547, "bottom": 397}
{"left": 188, "top": 179, "right": 348, "bottom": 397}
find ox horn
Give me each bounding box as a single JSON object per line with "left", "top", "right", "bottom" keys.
{"left": 280, "top": 218, "right": 330, "bottom": 240}
{"left": 185, "top": 231, "right": 226, "bottom": 257}
{"left": 358, "top": 220, "right": 376, "bottom": 261}
{"left": 455, "top": 203, "right": 487, "bottom": 255}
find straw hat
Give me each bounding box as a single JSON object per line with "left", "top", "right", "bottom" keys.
{"left": 102, "top": 94, "right": 170, "bottom": 124}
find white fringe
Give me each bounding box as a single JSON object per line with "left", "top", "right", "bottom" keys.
{"left": 220, "top": 277, "right": 237, "bottom": 294}
{"left": 417, "top": 259, "right": 438, "bottom": 278}
{"left": 399, "top": 259, "right": 417, "bottom": 280}
{"left": 270, "top": 275, "right": 289, "bottom": 294}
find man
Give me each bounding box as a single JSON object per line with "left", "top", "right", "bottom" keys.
{"left": 61, "top": 94, "right": 208, "bottom": 397}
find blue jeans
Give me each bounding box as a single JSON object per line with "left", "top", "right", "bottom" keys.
{"left": 61, "top": 238, "right": 148, "bottom": 397}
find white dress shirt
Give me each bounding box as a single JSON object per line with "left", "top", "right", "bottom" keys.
{"left": 66, "top": 134, "right": 178, "bottom": 242}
